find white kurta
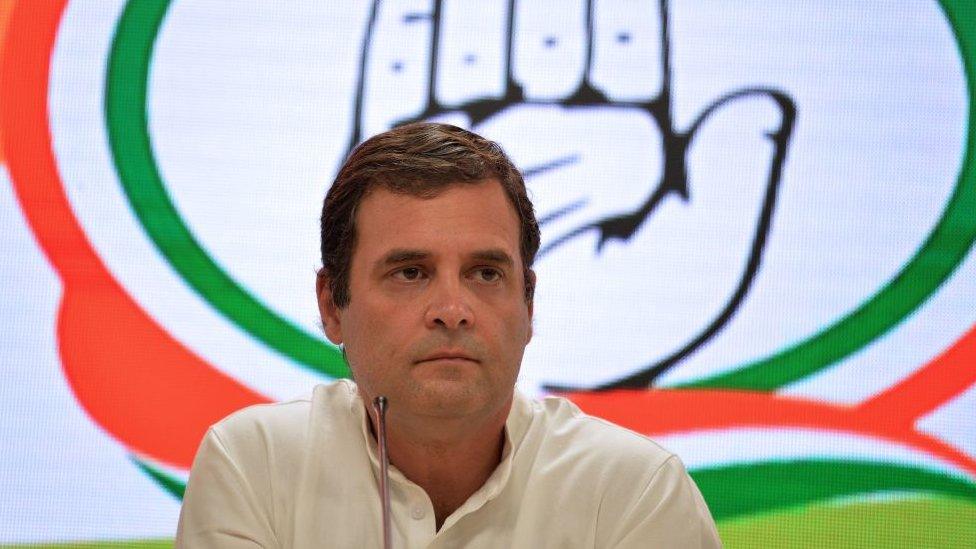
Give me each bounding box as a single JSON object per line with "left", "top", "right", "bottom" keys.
{"left": 176, "top": 380, "right": 721, "bottom": 548}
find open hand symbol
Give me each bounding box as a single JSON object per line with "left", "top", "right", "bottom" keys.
{"left": 348, "top": 0, "right": 796, "bottom": 390}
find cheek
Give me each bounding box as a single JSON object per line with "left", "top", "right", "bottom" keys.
{"left": 492, "top": 307, "right": 533, "bottom": 352}
{"left": 344, "top": 300, "right": 411, "bottom": 362}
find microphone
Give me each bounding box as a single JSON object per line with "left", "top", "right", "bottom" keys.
{"left": 372, "top": 396, "right": 392, "bottom": 549}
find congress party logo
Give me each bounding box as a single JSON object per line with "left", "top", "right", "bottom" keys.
{"left": 3, "top": 0, "right": 975, "bottom": 533}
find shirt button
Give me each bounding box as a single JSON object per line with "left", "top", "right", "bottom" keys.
{"left": 411, "top": 506, "right": 426, "bottom": 520}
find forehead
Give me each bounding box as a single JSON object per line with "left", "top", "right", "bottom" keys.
{"left": 352, "top": 180, "right": 521, "bottom": 263}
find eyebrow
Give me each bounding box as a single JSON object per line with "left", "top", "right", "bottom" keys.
{"left": 379, "top": 249, "right": 429, "bottom": 267}
{"left": 376, "top": 248, "right": 515, "bottom": 268}
{"left": 470, "top": 249, "right": 515, "bottom": 268}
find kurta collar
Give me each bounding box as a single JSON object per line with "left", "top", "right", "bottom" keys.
{"left": 348, "top": 380, "right": 536, "bottom": 530}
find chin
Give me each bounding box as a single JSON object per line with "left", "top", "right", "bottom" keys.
{"left": 410, "top": 379, "right": 494, "bottom": 418}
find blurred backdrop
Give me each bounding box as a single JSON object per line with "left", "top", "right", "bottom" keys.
{"left": 1, "top": 0, "right": 974, "bottom": 546}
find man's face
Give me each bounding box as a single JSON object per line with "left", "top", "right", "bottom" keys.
{"left": 318, "top": 179, "right": 533, "bottom": 424}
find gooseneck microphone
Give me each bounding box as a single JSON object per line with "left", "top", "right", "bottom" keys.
{"left": 372, "top": 396, "right": 392, "bottom": 549}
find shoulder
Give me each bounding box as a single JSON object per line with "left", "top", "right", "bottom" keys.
{"left": 526, "top": 393, "right": 677, "bottom": 475}
{"left": 208, "top": 379, "right": 357, "bottom": 457}
{"left": 516, "top": 393, "right": 696, "bottom": 512}
{"left": 518, "top": 394, "right": 720, "bottom": 546}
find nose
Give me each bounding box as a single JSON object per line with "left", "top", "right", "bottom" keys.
{"left": 424, "top": 277, "right": 474, "bottom": 330}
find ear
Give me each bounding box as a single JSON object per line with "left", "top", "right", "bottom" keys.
{"left": 316, "top": 270, "right": 344, "bottom": 345}
{"left": 525, "top": 269, "right": 536, "bottom": 344}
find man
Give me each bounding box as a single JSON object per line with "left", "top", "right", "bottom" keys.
{"left": 176, "top": 123, "right": 721, "bottom": 547}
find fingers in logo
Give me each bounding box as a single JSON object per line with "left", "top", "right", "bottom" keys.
{"left": 354, "top": 0, "right": 511, "bottom": 145}
{"left": 358, "top": 0, "right": 435, "bottom": 140}
{"left": 435, "top": 1, "right": 509, "bottom": 109}
{"left": 588, "top": 0, "right": 663, "bottom": 102}
{"left": 353, "top": 1, "right": 668, "bottom": 140}
{"left": 511, "top": 0, "right": 588, "bottom": 101}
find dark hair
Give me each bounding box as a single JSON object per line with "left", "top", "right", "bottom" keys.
{"left": 320, "top": 122, "right": 540, "bottom": 307}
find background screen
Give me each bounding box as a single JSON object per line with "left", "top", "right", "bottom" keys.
{"left": 2, "top": 0, "right": 975, "bottom": 546}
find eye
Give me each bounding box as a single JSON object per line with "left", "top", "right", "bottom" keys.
{"left": 393, "top": 266, "right": 425, "bottom": 281}
{"left": 473, "top": 267, "right": 503, "bottom": 283}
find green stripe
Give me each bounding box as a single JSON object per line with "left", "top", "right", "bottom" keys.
{"left": 5, "top": 498, "right": 972, "bottom": 548}
{"left": 139, "top": 453, "right": 976, "bottom": 522}
{"left": 692, "top": 459, "right": 976, "bottom": 521}
{"left": 133, "top": 458, "right": 185, "bottom": 500}
{"left": 135, "top": 458, "right": 186, "bottom": 502}
{"left": 6, "top": 499, "right": 971, "bottom": 549}
{"left": 681, "top": 0, "right": 976, "bottom": 390}
{"left": 106, "top": 0, "right": 348, "bottom": 378}
{"left": 717, "top": 495, "right": 976, "bottom": 548}
{"left": 0, "top": 542, "right": 172, "bottom": 549}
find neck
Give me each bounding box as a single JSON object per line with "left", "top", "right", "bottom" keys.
{"left": 366, "top": 398, "right": 511, "bottom": 530}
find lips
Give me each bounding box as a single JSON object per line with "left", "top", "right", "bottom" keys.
{"left": 415, "top": 351, "right": 480, "bottom": 364}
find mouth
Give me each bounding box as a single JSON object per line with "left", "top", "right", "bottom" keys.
{"left": 415, "top": 351, "right": 480, "bottom": 365}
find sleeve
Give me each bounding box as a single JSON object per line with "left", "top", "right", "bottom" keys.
{"left": 608, "top": 455, "right": 723, "bottom": 548}
{"left": 174, "top": 427, "right": 278, "bottom": 549}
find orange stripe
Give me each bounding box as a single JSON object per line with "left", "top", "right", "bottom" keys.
{"left": 1, "top": 0, "right": 269, "bottom": 469}
{"left": 565, "top": 389, "right": 976, "bottom": 477}
{"left": 0, "top": 0, "right": 16, "bottom": 165}
{"left": 856, "top": 322, "right": 976, "bottom": 423}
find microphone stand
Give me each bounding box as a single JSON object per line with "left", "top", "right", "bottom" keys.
{"left": 373, "top": 396, "right": 392, "bottom": 549}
